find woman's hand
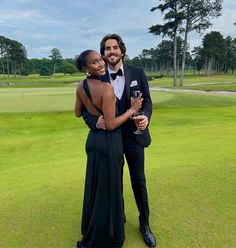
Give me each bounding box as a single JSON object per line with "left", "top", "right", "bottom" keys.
{"left": 130, "top": 93, "right": 143, "bottom": 113}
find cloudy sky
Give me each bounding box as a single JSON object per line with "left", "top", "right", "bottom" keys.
{"left": 1, "top": 0, "right": 235, "bottom": 59}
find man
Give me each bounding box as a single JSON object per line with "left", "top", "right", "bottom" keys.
{"left": 82, "top": 34, "right": 156, "bottom": 247}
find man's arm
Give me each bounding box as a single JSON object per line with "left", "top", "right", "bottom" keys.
{"left": 81, "top": 107, "right": 106, "bottom": 130}
{"left": 140, "top": 69, "right": 152, "bottom": 120}
{"left": 138, "top": 69, "right": 152, "bottom": 130}
{"left": 81, "top": 106, "right": 98, "bottom": 131}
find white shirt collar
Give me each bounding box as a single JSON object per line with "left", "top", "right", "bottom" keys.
{"left": 107, "top": 64, "right": 125, "bottom": 100}
{"left": 108, "top": 64, "right": 124, "bottom": 75}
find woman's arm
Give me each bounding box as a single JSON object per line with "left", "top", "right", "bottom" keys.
{"left": 102, "top": 84, "right": 142, "bottom": 130}
{"left": 75, "top": 86, "right": 83, "bottom": 117}
{"left": 81, "top": 107, "right": 99, "bottom": 130}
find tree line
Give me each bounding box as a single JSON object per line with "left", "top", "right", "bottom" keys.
{"left": 0, "top": 36, "right": 77, "bottom": 77}
{"left": 127, "top": 31, "right": 236, "bottom": 77}
{"left": 0, "top": 35, "right": 27, "bottom": 76}
{"left": 1, "top": 30, "right": 235, "bottom": 80}
{"left": 148, "top": 0, "right": 225, "bottom": 85}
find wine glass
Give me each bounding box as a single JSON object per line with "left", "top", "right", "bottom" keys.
{"left": 132, "top": 111, "right": 144, "bottom": 135}
{"left": 132, "top": 90, "right": 141, "bottom": 99}
{"left": 131, "top": 90, "right": 143, "bottom": 134}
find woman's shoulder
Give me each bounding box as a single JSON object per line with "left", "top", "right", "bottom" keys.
{"left": 101, "top": 81, "right": 113, "bottom": 90}
{"left": 101, "top": 82, "right": 114, "bottom": 98}
{"left": 76, "top": 81, "right": 83, "bottom": 92}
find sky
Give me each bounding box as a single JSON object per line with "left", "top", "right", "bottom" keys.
{"left": 0, "top": 0, "right": 235, "bottom": 59}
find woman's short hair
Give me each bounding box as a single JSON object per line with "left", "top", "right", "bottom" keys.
{"left": 100, "top": 33, "right": 126, "bottom": 60}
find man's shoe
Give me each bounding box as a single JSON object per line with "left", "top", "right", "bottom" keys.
{"left": 139, "top": 224, "right": 156, "bottom": 247}
{"left": 77, "top": 241, "right": 84, "bottom": 247}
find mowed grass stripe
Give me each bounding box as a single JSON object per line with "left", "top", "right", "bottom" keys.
{"left": 0, "top": 87, "right": 77, "bottom": 95}
{"left": 0, "top": 87, "right": 77, "bottom": 113}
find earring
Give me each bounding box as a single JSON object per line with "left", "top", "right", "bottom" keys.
{"left": 86, "top": 72, "right": 91, "bottom": 77}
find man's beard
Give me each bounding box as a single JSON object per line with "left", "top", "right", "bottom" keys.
{"left": 105, "top": 54, "right": 122, "bottom": 66}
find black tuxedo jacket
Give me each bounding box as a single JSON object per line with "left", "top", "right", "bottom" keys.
{"left": 82, "top": 64, "right": 152, "bottom": 148}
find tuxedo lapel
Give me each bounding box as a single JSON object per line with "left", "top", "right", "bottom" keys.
{"left": 123, "top": 65, "right": 131, "bottom": 102}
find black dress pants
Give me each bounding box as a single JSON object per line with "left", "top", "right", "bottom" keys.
{"left": 123, "top": 134, "right": 150, "bottom": 225}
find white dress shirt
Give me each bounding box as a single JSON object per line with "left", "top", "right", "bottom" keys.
{"left": 108, "top": 65, "right": 125, "bottom": 100}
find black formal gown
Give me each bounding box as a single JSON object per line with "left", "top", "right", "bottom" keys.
{"left": 77, "top": 80, "right": 125, "bottom": 248}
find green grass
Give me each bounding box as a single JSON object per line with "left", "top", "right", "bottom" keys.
{"left": 1, "top": 72, "right": 236, "bottom": 91}
{"left": 0, "top": 87, "right": 77, "bottom": 113}
{"left": 180, "top": 82, "right": 236, "bottom": 92}
{"left": 0, "top": 73, "right": 84, "bottom": 87}
{"left": 0, "top": 88, "right": 236, "bottom": 247}
{"left": 148, "top": 74, "right": 236, "bottom": 91}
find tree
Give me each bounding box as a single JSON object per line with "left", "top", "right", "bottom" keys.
{"left": 149, "top": 0, "right": 185, "bottom": 86}
{"left": 223, "top": 36, "right": 236, "bottom": 73}
{"left": 62, "top": 62, "right": 77, "bottom": 75}
{"left": 156, "top": 40, "right": 173, "bottom": 75}
{"left": 179, "top": 0, "right": 223, "bottom": 85}
{"left": 126, "top": 37, "right": 189, "bottom": 76}
{"left": 0, "top": 36, "right": 27, "bottom": 77}
{"left": 0, "top": 36, "right": 7, "bottom": 75}
{"left": 8, "top": 39, "right": 27, "bottom": 76}
{"left": 202, "top": 31, "right": 225, "bottom": 74}
{"left": 191, "top": 32, "right": 236, "bottom": 74}
{"left": 192, "top": 46, "right": 205, "bottom": 73}
{"left": 148, "top": 47, "right": 159, "bottom": 72}
{"left": 126, "top": 56, "right": 143, "bottom": 68}
{"left": 0, "top": 36, "right": 12, "bottom": 76}
{"left": 39, "top": 58, "right": 53, "bottom": 76}
{"left": 140, "top": 49, "right": 151, "bottom": 70}
{"left": 49, "top": 48, "right": 62, "bottom": 74}
{"left": 39, "top": 66, "right": 53, "bottom": 76}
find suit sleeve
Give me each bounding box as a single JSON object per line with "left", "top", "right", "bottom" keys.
{"left": 81, "top": 106, "right": 99, "bottom": 131}
{"left": 140, "top": 69, "right": 152, "bottom": 121}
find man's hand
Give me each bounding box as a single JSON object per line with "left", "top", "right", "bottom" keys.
{"left": 96, "top": 115, "right": 106, "bottom": 130}
{"left": 138, "top": 115, "right": 149, "bottom": 130}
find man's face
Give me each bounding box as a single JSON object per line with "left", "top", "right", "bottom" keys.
{"left": 103, "top": 39, "right": 123, "bottom": 67}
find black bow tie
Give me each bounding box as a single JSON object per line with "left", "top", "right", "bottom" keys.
{"left": 110, "top": 68, "right": 123, "bottom": 80}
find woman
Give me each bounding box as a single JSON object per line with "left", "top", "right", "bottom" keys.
{"left": 74, "top": 50, "right": 142, "bottom": 247}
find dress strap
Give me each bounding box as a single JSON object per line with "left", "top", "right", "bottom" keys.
{"left": 83, "top": 79, "right": 103, "bottom": 114}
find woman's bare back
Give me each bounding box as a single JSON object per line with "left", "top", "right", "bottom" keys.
{"left": 77, "top": 79, "right": 115, "bottom": 118}
{"left": 87, "top": 79, "right": 115, "bottom": 113}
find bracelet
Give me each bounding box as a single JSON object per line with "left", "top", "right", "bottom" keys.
{"left": 127, "top": 109, "right": 133, "bottom": 118}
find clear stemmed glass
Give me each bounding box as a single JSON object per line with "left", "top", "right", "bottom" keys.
{"left": 133, "top": 90, "right": 141, "bottom": 98}
{"left": 131, "top": 90, "right": 143, "bottom": 134}
{"left": 132, "top": 111, "right": 144, "bottom": 134}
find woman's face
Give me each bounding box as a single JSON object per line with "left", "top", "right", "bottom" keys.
{"left": 85, "top": 51, "right": 106, "bottom": 76}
